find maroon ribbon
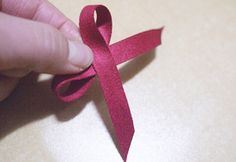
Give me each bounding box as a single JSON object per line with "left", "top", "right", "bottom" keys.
{"left": 52, "top": 5, "right": 162, "bottom": 161}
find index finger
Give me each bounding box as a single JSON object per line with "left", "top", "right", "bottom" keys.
{"left": 1, "top": 0, "right": 81, "bottom": 41}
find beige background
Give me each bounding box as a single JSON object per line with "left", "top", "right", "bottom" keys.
{"left": 0, "top": 0, "right": 236, "bottom": 162}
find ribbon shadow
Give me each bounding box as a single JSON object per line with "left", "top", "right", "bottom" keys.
{"left": 0, "top": 50, "right": 157, "bottom": 146}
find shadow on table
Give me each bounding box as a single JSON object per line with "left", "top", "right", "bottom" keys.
{"left": 0, "top": 51, "right": 157, "bottom": 149}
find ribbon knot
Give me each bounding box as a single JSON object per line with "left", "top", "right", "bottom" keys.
{"left": 52, "top": 4, "right": 163, "bottom": 162}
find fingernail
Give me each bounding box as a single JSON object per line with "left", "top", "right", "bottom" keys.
{"left": 68, "top": 40, "right": 93, "bottom": 70}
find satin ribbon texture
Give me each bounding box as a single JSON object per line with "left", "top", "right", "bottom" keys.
{"left": 52, "top": 4, "right": 163, "bottom": 162}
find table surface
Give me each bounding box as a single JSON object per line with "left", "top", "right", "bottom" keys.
{"left": 0, "top": 0, "right": 236, "bottom": 162}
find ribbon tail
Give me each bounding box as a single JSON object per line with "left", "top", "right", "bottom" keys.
{"left": 92, "top": 48, "right": 134, "bottom": 161}
{"left": 110, "top": 28, "right": 163, "bottom": 64}
{"left": 104, "top": 84, "right": 135, "bottom": 162}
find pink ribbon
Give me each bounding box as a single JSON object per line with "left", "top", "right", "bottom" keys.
{"left": 52, "top": 5, "right": 162, "bottom": 161}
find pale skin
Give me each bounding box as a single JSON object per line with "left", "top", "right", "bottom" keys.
{"left": 0, "top": 0, "right": 93, "bottom": 101}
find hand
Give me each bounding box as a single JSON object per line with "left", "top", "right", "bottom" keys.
{"left": 0, "top": 0, "right": 93, "bottom": 101}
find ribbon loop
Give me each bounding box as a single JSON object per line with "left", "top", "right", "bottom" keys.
{"left": 95, "top": 6, "right": 112, "bottom": 44}
{"left": 79, "top": 5, "right": 112, "bottom": 48}
{"left": 52, "top": 67, "right": 96, "bottom": 101}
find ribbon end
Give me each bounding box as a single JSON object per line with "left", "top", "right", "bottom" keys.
{"left": 118, "top": 126, "right": 135, "bottom": 162}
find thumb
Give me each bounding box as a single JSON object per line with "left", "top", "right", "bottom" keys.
{"left": 0, "top": 12, "right": 93, "bottom": 75}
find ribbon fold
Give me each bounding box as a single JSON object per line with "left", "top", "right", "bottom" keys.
{"left": 52, "top": 5, "right": 162, "bottom": 162}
